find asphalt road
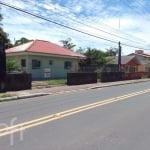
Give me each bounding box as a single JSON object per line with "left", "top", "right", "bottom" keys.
{"left": 0, "top": 81, "right": 150, "bottom": 150}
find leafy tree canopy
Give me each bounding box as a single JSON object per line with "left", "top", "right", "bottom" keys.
{"left": 0, "top": 8, "right": 13, "bottom": 49}
{"left": 0, "top": 7, "right": 3, "bottom": 25}
{"left": 0, "top": 27, "right": 13, "bottom": 49}
{"left": 60, "top": 38, "right": 76, "bottom": 50}
{"left": 105, "top": 47, "right": 118, "bottom": 56}
{"left": 83, "top": 47, "right": 108, "bottom": 65}
{"left": 76, "top": 47, "right": 85, "bottom": 54}
{"left": 14, "top": 37, "right": 33, "bottom": 46}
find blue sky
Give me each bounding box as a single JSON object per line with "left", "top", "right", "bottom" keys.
{"left": 1, "top": 0, "right": 150, "bottom": 54}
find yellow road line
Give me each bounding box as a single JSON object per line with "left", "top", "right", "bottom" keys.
{"left": 0, "top": 89, "right": 150, "bottom": 137}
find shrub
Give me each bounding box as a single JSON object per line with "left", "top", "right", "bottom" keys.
{"left": 6, "top": 59, "right": 19, "bottom": 73}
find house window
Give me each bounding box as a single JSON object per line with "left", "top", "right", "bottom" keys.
{"left": 129, "top": 66, "right": 137, "bottom": 72}
{"left": 49, "top": 60, "right": 53, "bottom": 65}
{"left": 64, "top": 61, "right": 72, "bottom": 69}
{"left": 32, "top": 59, "right": 41, "bottom": 69}
{"left": 125, "top": 66, "right": 129, "bottom": 72}
{"left": 146, "top": 67, "right": 150, "bottom": 72}
{"left": 21, "top": 59, "right": 26, "bottom": 67}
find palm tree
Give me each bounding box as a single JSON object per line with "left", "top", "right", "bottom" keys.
{"left": 60, "top": 38, "right": 76, "bottom": 50}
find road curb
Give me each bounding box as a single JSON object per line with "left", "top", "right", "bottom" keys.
{"left": 0, "top": 93, "right": 50, "bottom": 102}
{"left": 88, "top": 79, "right": 150, "bottom": 89}
{"left": 0, "top": 79, "right": 150, "bottom": 102}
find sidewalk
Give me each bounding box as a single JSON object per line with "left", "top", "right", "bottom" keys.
{"left": 0, "top": 78, "right": 150, "bottom": 102}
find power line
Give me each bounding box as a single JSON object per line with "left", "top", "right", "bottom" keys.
{"left": 97, "top": 0, "right": 147, "bottom": 44}
{"left": 45, "top": 9, "right": 139, "bottom": 44}
{"left": 0, "top": 1, "right": 118, "bottom": 44}
{"left": 34, "top": 1, "right": 145, "bottom": 45}
{"left": 90, "top": 18, "right": 146, "bottom": 44}
{"left": 0, "top": 1, "right": 117, "bottom": 44}
{"left": 0, "top": 1, "right": 150, "bottom": 50}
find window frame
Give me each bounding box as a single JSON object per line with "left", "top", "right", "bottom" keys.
{"left": 32, "top": 59, "right": 41, "bottom": 69}
{"left": 21, "top": 59, "right": 26, "bottom": 67}
{"left": 64, "top": 61, "right": 72, "bottom": 70}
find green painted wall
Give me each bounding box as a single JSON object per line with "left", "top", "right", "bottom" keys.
{"left": 7, "top": 54, "right": 79, "bottom": 80}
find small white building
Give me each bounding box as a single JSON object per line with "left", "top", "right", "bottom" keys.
{"left": 6, "top": 40, "right": 86, "bottom": 80}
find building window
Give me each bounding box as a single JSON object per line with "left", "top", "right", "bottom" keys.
{"left": 32, "top": 59, "right": 41, "bottom": 69}
{"left": 125, "top": 66, "right": 129, "bottom": 72}
{"left": 146, "top": 67, "right": 150, "bottom": 72}
{"left": 21, "top": 59, "right": 26, "bottom": 67}
{"left": 64, "top": 61, "right": 72, "bottom": 69}
{"left": 49, "top": 60, "right": 53, "bottom": 65}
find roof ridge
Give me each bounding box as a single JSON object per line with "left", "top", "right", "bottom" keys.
{"left": 26, "top": 40, "right": 36, "bottom": 51}
{"left": 135, "top": 53, "right": 150, "bottom": 57}
{"left": 29, "top": 39, "right": 75, "bottom": 53}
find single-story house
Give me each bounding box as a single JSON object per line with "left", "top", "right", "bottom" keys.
{"left": 103, "top": 55, "right": 140, "bottom": 72}
{"left": 128, "top": 50, "right": 150, "bottom": 72}
{"left": 103, "top": 50, "right": 150, "bottom": 73}
{"left": 6, "top": 40, "right": 86, "bottom": 80}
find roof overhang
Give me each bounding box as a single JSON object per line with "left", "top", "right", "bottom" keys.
{"left": 6, "top": 51, "right": 86, "bottom": 59}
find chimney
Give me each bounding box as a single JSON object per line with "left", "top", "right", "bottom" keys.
{"left": 135, "top": 50, "right": 144, "bottom": 54}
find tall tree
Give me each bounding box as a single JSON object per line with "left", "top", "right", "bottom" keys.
{"left": 106, "top": 47, "right": 118, "bottom": 56}
{"left": 0, "top": 27, "right": 13, "bottom": 48}
{"left": 60, "top": 38, "right": 76, "bottom": 50}
{"left": 84, "top": 48, "right": 108, "bottom": 65}
{"left": 0, "top": 7, "right": 2, "bottom": 24}
{"left": 14, "top": 37, "right": 33, "bottom": 46}
{"left": 0, "top": 7, "right": 12, "bottom": 49}
{"left": 76, "top": 47, "right": 85, "bottom": 54}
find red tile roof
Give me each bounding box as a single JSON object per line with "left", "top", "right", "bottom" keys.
{"left": 6, "top": 40, "right": 86, "bottom": 58}
{"left": 108, "top": 56, "right": 139, "bottom": 65}
{"left": 134, "top": 53, "right": 150, "bottom": 58}
{"left": 129, "top": 50, "right": 150, "bottom": 58}
{"left": 129, "top": 53, "right": 150, "bottom": 58}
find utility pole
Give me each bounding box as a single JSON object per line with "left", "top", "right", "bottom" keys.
{"left": 0, "top": 39, "right": 6, "bottom": 92}
{"left": 118, "top": 41, "right": 121, "bottom": 72}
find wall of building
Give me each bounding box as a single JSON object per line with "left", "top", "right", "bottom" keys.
{"left": 128, "top": 54, "right": 150, "bottom": 72}
{"left": 6, "top": 55, "right": 29, "bottom": 72}
{"left": 28, "top": 56, "right": 78, "bottom": 79}
{"left": 7, "top": 54, "right": 79, "bottom": 80}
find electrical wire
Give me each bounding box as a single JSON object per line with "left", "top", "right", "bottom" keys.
{"left": 32, "top": 1, "right": 146, "bottom": 45}
{"left": 1, "top": 1, "right": 150, "bottom": 50}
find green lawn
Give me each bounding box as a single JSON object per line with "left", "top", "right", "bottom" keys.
{"left": 0, "top": 94, "right": 13, "bottom": 98}
{"left": 32, "top": 79, "right": 66, "bottom": 87}
{"left": 47, "top": 79, "right": 66, "bottom": 85}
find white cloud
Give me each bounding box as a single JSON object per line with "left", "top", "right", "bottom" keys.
{"left": 1, "top": 0, "right": 150, "bottom": 54}
{"left": 74, "top": 5, "right": 82, "bottom": 13}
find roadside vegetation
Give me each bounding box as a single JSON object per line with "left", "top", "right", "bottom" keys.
{"left": 6, "top": 59, "right": 19, "bottom": 73}
{"left": 47, "top": 79, "right": 66, "bottom": 85}
{"left": 32, "top": 79, "right": 66, "bottom": 87}
{"left": 0, "top": 93, "right": 14, "bottom": 98}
